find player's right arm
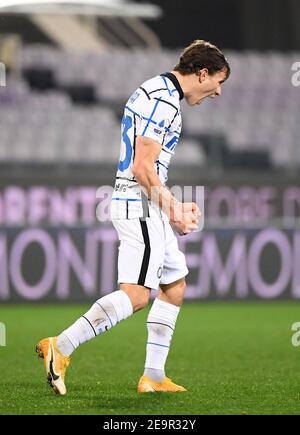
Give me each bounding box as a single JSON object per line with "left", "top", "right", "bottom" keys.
{"left": 132, "top": 135, "right": 199, "bottom": 235}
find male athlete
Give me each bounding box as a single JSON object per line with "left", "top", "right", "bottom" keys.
{"left": 36, "top": 40, "right": 230, "bottom": 394}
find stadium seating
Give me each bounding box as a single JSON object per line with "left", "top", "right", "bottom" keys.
{"left": 0, "top": 44, "right": 299, "bottom": 168}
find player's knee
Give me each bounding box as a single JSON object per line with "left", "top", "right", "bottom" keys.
{"left": 134, "top": 291, "right": 150, "bottom": 311}
{"left": 177, "top": 279, "right": 187, "bottom": 301}
{"left": 171, "top": 278, "right": 186, "bottom": 295}
{"left": 173, "top": 281, "right": 186, "bottom": 305}
{"left": 160, "top": 278, "right": 186, "bottom": 306}
{"left": 121, "top": 285, "right": 150, "bottom": 312}
{"left": 178, "top": 278, "right": 186, "bottom": 292}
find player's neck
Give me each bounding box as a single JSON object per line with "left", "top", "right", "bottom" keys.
{"left": 171, "top": 70, "right": 195, "bottom": 101}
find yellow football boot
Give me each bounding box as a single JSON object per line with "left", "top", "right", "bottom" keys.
{"left": 36, "top": 337, "right": 71, "bottom": 395}
{"left": 137, "top": 375, "right": 187, "bottom": 393}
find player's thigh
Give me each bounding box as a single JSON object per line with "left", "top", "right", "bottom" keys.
{"left": 113, "top": 217, "right": 165, "bottom": 304}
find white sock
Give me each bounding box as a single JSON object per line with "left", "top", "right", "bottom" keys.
{"left": 56, "top": 290, "right": 133, "bottom": 356}
{"left": 144, "top": 298, "right": 180, "bottom": 382}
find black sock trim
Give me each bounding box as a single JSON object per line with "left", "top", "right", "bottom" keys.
{"left": 82, "top": 316, "right": 97, "bottom": 337}
{"left": 147, "top": 321, "right": 174, "bottom": 331}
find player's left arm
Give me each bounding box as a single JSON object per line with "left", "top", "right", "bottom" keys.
{"left": 132, "top": 135, "right": 180, "bottom": 218}
{"left": 132, "top": 134, "right": 166, "bottom": 198}
{"left": 132, "top": 135, "right": 199, "bottom": 233}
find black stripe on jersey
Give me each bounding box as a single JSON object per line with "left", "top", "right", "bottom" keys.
{"left": 148, "top": 87, "right": 168, "bottom": 95}
{"left": 139, "top": 86, "right": 151, "bottom": 100}
{"left": 132, "top": 115, "right": 136, "bottom": 162}
{"left": 168, "top": 109, "right": 178, "bottom": 128}
{"left": 161, "top": 147, "right": 173, "bottom": 155}
{"left": 162, "top": 110, "right": 179, "bottom": 146}
{"left": 154, "top": 97, "right": 178, "bottom": 114}
{"left": 126, "top": 200, "right": 129, "bottom": 219}
{"left": 82, "top": 316, "right": 97, "bottom": 337}
{"left": 162, "top": 129, "right": 168, "bottom": 146}
{"left": 138, "top": 219, "right": 151, "bottom": 286}
{"left": 133, "top": 114, "right": 137, "bottom": 162}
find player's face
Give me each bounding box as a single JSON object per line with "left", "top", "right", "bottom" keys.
{"left": 187, "top": 69, "right": 227, "bottom": 106}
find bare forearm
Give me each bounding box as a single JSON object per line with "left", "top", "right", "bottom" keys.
{"left": 131, "top": 136, "right": 199, "bottom": 234}
{"left": 134, "top": 167, "right": 177, "bottom": 219}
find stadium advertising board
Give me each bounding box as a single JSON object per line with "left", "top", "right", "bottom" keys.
{"left": 0, "top": 181, "right": 299, "bottom": 301}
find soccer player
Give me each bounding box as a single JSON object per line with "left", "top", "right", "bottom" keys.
{"left": 36, "top": 40, "right": 230, "bottom": 395}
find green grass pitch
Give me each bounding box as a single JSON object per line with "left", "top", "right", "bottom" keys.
{"left": 0, "top": 301, "right": 300, "bottom": 415}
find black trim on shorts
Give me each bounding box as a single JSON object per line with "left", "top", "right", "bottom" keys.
{"left": 126, "top": 200, "right": 129, "bottom": 219}
{"left": 138, "top": 219, "right": 151, "bottom": 286}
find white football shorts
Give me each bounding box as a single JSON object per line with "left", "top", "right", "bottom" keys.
{"left": 112, "top": 214, "right": 188, "bottom": 290}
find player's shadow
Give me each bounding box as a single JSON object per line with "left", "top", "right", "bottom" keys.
{"left": 71, "top": 384, "right": 182, "bottom": 413}
{"left": 103, "top": 394, "right": 175, "bottom": 408}
{"left": 101, "top": 396, "right": 178, "bottom": 414}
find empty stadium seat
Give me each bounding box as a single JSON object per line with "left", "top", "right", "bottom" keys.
{"left": 0, "top": 45, "right": 299, "bottom": 168}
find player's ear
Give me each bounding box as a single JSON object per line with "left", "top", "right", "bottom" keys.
{"left": 198, "top": 68, "right": 208, "bottom": 82}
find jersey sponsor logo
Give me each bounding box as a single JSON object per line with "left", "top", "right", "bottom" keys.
{"left": 154, "top": 128, "right": 163, "bottom": 135}
{"left": 153, "top": 119, "right": 165, "bottom": 135}
{"left": 129, "top": 90, "right": 140, "bottom": 103}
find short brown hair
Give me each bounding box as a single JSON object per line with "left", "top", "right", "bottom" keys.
{"left": 174, "top": 39, "right": 230, "bottom": 79}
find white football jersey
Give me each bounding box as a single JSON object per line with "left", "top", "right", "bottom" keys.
{"left": 111, "top": 72, "right": 184, "bottom": 219}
